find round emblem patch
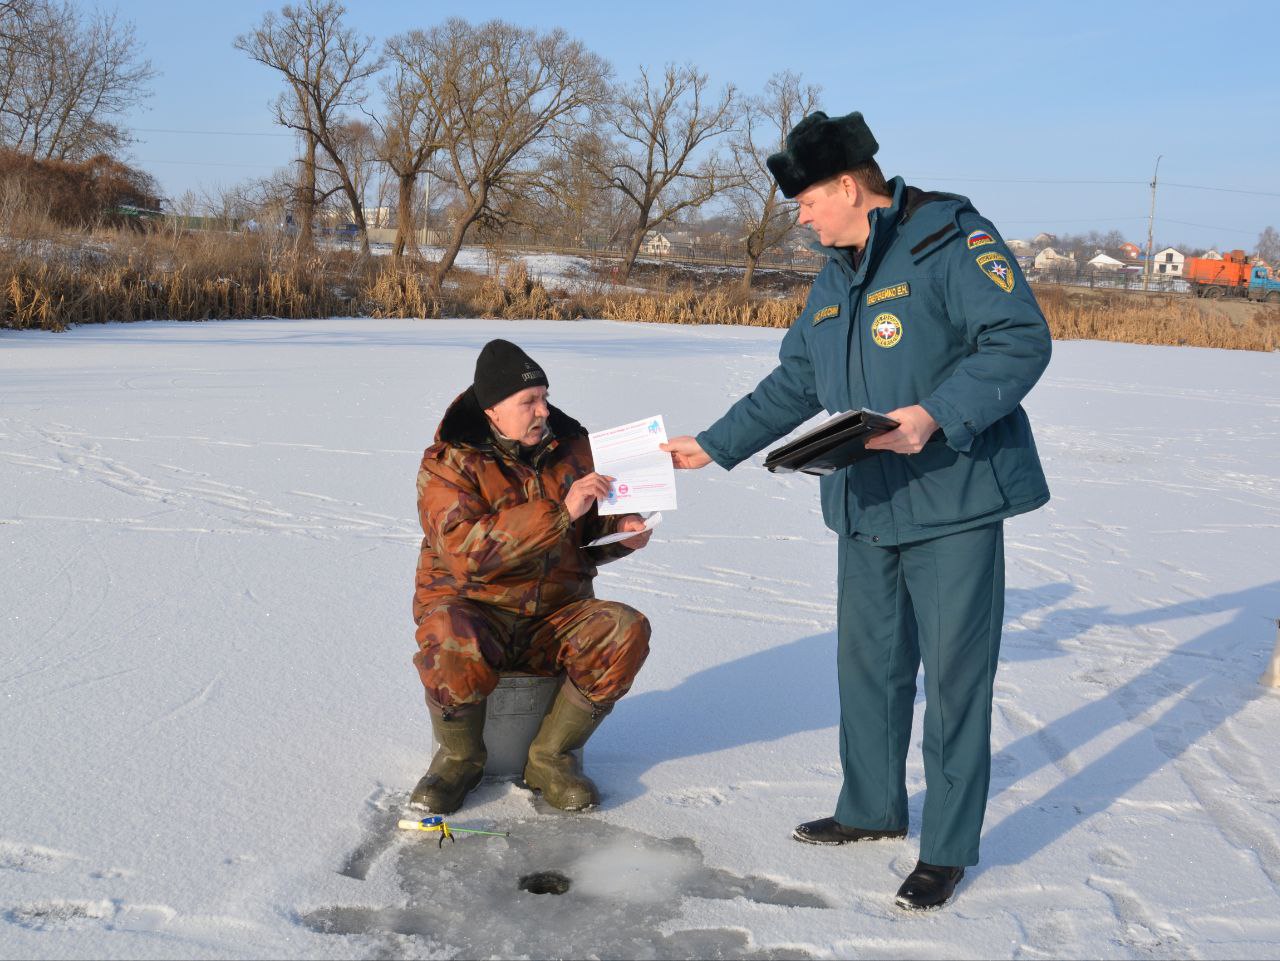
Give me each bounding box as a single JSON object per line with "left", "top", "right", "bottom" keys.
{"left": 871, "top": 312, "right": 902, "bottom": 348}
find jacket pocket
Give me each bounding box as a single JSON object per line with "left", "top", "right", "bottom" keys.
{"left": 818, "top": 472, "right": 847, "bottom": 534}
{"left": 902, "top": 439, "right": 1006, "bottom": 527}
{"left": 807, "top": 315, "right": 851, "bottom": 411}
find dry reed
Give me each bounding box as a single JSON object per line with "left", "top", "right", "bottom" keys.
{"left": 2, "top": 225, "right": 1275, "bottom": 352}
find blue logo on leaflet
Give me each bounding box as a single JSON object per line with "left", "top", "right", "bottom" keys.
{"left": 648, "top": 420, "right": 660, "bottom": 434}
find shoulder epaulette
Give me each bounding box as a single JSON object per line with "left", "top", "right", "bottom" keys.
{"left": 910, "top": 224, "right": 960, "bottom": 256}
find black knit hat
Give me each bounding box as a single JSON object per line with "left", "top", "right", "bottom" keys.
{"left": 472, "top": 339, "right": 548, "bottom": 409}
{"left": 766, "top": 111, "right": 879, "bottom": 199}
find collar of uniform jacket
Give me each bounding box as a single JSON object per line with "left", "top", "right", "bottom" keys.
{"left": 806, "top": 177, "right": 947, "bottom": 285}
{"left": 435, "top": 386, "right": 584, "bottom": 456}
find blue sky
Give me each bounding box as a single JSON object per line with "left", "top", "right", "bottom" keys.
{"left": 118, "top": 0, "right": 1279, "bottom": 250}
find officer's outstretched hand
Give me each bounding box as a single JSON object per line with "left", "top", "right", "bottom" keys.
{"left": 617, "top": 513, "right": 653, "bottom": 550}
{"left": 660, "top": 435, "right": 712, "bottom": 470}
{"left": 864, "top": 405, "right": 940, "bottom": 455}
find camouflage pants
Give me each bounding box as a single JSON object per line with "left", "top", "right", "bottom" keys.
{"left": 413, "top": 598, "right": 651, "bottom": 710}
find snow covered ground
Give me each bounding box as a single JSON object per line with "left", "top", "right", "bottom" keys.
{"left": 1, "top": 318, "right": 1278, "bottom": 960}
{"left": 365, "top": 243, "right": 610, "bottom": 293}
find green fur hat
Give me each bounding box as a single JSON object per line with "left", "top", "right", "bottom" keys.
{"left": 766, "top": 111, "right": 879, "bottom": 198}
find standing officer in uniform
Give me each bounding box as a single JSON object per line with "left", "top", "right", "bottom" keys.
{"left": 662, "top": 111, "right": 1052, "bottom": 909}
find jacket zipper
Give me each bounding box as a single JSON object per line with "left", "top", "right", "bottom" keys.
{"left": 529, "top": 446, "right": 557, "bottom": 617}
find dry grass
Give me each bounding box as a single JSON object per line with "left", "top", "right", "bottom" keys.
{"left": 2, "top": 225, "right": 1275, "bottom": 352}
{"left": 0, "top": 223, "right": 364, "bottom": 329}
{"left": 1033, "top": 284, "right": 1277, "bottom": 353}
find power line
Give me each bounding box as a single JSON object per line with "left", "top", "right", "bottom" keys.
{"left": 998, "top": 215, "right": 1145, "bottom": 224}
{"left": 139, "top": 158, "right": 284, "bottom": 169}
{"left": 134, "top": 127, "right": 293, "bottom": 138}
{"left": 1157, "top": 217, "right": 1260, "bottom": 236}
{"left": 905, "top": 173, "right": 1280, "bottom": 199}
{"left": 131, "top": 143, "right": 1280, "bottom": 199}
{"left": 1162, "top": 182, "right": 1280, "bottom": 199}
{"left": 905, "top": 175, "right": 1143, "bottom": 186}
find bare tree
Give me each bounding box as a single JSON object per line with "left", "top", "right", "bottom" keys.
{"left": 726, "top": 71, "right": 819, "bottom": 291}
{"left": 596, "top": 64, "right": 736, "bottom": 283}
{"left": 526, "top": 128, "right": 617, "bottom": 246}
{"left": 378, "top": 32, "right": 447, "bottom": 262}
{"left": 0, "top": 0, "right": 154, "bottom": 161}
{"left": 1256, "top": 226, "right": 1280, "bottom": 266}
{"left": 235, "top": 0, "right": 382, "bottom": 256}
{"left": 399, "top": 18, "right": 609, "bottom": 288}
{"left": 322, "top": 118, "right": 378, "bottom": 226}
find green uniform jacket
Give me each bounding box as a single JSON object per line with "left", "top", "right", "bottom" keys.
{"left": 697, "top": 177, "right": 1051, "bottom": 546}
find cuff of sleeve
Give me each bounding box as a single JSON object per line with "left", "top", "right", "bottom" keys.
{"left": 920, "top": 397, "right": 977, "bottom": 453}
{"left": 551, "top": 500, "right": 573, "bottom": 533}
{"left": 694, "top": 429, "right": 738, "bottom": 470}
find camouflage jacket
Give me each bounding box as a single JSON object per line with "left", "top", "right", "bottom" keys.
{"left": 414, "top": 389, "right": 636, "bottom": 622}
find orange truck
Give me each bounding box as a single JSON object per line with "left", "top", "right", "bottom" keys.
{"left": 1182, "top": 249, "right": 1280, "bottom": 301}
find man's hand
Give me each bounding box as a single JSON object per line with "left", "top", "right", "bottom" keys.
{"left": 616, "top": 513, "right": 653, "bottom": 550}
{"left": 660, "top": 435, "right": 712, "bottom": 470}
{"left": 566, "top": 472, "right": 614, "bottom": 521}
{"left": 864, "top": 405, "right": 940, "bottom": 455}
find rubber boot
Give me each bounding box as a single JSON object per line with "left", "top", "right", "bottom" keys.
{"left": 409, "top": 700, "right": 487, "bottom": 814}
{"left": 523, "top": 684, "right": 611, "bottom": 812}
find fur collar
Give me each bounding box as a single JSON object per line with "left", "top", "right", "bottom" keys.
{"left": 435, "top": 387, "right": 586, "bottom": 448}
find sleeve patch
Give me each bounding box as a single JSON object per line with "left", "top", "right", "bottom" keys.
{"left": 966, "top": 229, "right": 995, "bottom": 249}
{"left": 976, "top": 252, "right": 1015, "bottom": 293}
{"left": 812, "top": 304, "right": 841, "bottom": 325}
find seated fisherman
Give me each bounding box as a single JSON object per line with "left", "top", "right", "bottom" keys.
{"left": 411, "top": 339, "right": 653, "bottom": 813}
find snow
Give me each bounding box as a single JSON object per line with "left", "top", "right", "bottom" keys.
{"left": 1, "top": 317, "right": 1278, "bottom": 959}
{"left": 364, "top": 243, "right": 608, "bottom": 293}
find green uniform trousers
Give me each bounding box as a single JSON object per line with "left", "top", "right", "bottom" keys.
{"left": 834, "top": 522, "right": 1004, "bottom": 867}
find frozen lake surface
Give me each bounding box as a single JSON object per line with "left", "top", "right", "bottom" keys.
{"left": 1, "top": 318, "right": 1278, "bottom": 959}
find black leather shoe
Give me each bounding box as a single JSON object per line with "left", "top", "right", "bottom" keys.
{"left": 792, "top": 817, "right": 907, "bottom": 845}
{"left": 894, "top": 860, "right": 965, "bottom": 910}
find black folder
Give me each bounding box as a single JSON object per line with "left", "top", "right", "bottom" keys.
{"left": 764, "top": 408, "right": 900, "bottom": 476}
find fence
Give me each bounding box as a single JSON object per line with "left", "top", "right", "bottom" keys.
{"left": 356, "top": 227, "right": 824, "bottom": 274}
{"left": 178, "top": 217, "right": 1207, "bottom": 293}
{"left": 1027, "top": 267, "right": 1190, "bottom": 294}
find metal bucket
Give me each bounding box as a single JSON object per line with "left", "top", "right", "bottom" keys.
{"left": 478, "top": 674, "right": 580, "bottom": 778}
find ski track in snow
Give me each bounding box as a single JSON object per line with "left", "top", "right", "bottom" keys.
{"left": 2, "top": 319, "right": 1278, "bottom": 959}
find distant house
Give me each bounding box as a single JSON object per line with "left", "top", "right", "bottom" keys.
{"left": 641, "top": 232, "right": 672, "bottom": 256}
{"left": 1034, "top": 247, "right": 1075, "bottom": 271}
{"left": 1201, "top": 249, "right": 1223, "bottom": 260}
{"left": 1153, "top": 246, "right": 1185, "bottom": 277}
{"left": 1006, "top": 238, "right": 1032, "bottom": 254}
{"left": 1032, "top": 232, "right": 1058, "bottom": 247}
{"left": 1087, "top": 253, "right": 1126, "bottom": 271}
{"left": 1119, "top": 242, "right": 1142, "bottom": 260}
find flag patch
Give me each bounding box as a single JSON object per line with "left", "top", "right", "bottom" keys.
{"left": 967, "top": 229, "right": 996, "bottom": 249}
{"left": 866, "top": 282, "right": 910, "bottom": 306}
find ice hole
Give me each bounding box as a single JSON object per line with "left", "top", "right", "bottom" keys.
{"left": 518, "top": 870, "right": 571, "bottom": 895}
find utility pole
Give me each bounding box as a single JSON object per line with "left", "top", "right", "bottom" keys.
{"left": 1144, "top": 154, "right": 1162, "bottom": 291}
